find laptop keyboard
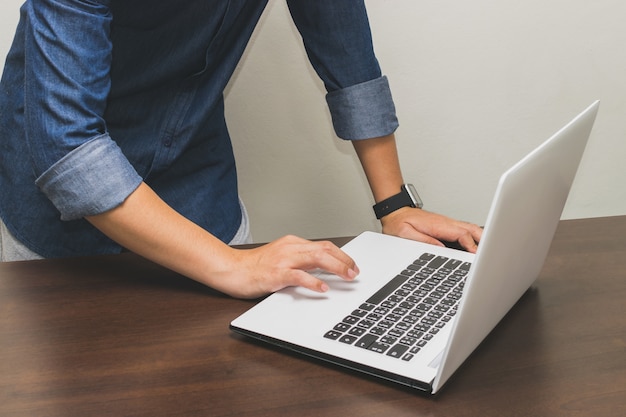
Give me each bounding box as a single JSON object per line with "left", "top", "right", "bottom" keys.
{"left": 323, "top": 253, "right": 470, "bottom": 362}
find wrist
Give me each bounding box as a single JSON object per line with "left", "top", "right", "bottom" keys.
{"left": 373, "top": 183, "right": 423, "bottom": 219}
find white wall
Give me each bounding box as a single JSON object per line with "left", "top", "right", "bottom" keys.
{"left": 2, "top": 1, "right": 625, "bottom": 243}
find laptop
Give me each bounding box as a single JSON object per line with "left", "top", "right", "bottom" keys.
{"left": 230, "top": 101, "right": 599, "bottom": 394}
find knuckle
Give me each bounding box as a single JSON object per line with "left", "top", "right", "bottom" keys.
{"left": 318, "top": 240, "right": 335, "bottom": 253}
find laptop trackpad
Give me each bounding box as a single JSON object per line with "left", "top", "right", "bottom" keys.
{"left": 428, "top": 350, "right": 444, "bottom": 369}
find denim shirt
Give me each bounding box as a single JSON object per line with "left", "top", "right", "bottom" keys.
{"left": 0, "top": 0, "right": 398, "bottom": 258}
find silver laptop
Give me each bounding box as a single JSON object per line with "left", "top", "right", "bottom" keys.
{"left": 230, "top": 101, "right": 599, "bottom": 394}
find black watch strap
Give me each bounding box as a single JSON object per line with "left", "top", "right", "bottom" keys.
{"left": 372, "top": 184, "right": 423, "bottom": 219}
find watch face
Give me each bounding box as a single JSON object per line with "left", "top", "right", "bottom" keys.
{"left": 403, "top": 184, "right": 423, "bottom": 209}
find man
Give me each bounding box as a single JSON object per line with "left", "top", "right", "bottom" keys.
{"left": 0, "top": 0, "right": 482, "bottom": 298}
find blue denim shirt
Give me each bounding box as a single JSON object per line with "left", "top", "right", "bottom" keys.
{"left": 0, "top": 0, "right": 398, "bottom": 258}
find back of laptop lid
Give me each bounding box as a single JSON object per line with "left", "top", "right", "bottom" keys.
{"left": 432, "top": 101, "right": 599, "bottom": 393}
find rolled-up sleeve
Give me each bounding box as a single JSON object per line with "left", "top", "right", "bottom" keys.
{"left": 35, "top": 135, "right": 142, "bottom": 220}
{"left": 326, "top": 76, "right": 398, "bottom": 140}
{"left": 287, "top": 0, "right": 399, "bottom": 140}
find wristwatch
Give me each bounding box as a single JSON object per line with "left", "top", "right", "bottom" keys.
{"left": 373, "top": 184, "right": 423, "bottom": 219}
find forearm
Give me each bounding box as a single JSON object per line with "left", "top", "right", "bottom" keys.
{"left": 85, "top": 182, "right": 236, "bottom": 290}
{"left": 351, "top": 133, "right": 404, "bottom": 203}
{"left": 86, "top": 182, "right": 359, "bottom": 298}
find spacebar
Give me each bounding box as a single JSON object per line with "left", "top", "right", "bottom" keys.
{"left": 366, "top": 274, "right": 410, "bottom": 305}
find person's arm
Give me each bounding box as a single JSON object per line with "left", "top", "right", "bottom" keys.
{"left": 86, "top": 182, "right": 359, "bottom": 299}
{"left": 23, "top": 1, "right": 356, "bottom": 297}
{"left": 352, "top": 133, "right": 482, "bottom": 252}
{"left": 287, "top": 1, "right": 481, "bottom": 251}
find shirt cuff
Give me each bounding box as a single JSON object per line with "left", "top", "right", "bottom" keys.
{"left": 35, "top": 134, "right": 143, "bottom": 221}
{"left": 325, "top": 76, "right": 399, "bottom": 140}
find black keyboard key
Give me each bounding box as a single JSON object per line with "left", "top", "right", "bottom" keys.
{"left": 399, "top": 336, "right": 417, "bottom": 346}
{"left": 427, "top": 256, "right": 449, "bottom": 269}
{"left": 421, "top": 317, "right": 437, "bottom": 326}
{"left": 460, "top": 262, "right": 472, "bottom": 271}
{"left": 334, "top": 323, "right": 351, "bottom": 332}
{"left": 437, "top": 278, "right": 453, "bottom": 287}
{"left": 416, "top": 303, "right": 433, "bottom": 312}
{"left": 386, "top": 344, "right": 409, "bottom": 358}
{"left": 392, "top": 307, "right": 409, "bottom": 316}
{"left": 339, "top": 334, "right": 358, "bottom": 344}
{"left": 388, "top": 328, "right": 405, "bottom": 338}
{"left": 395, "top": 321, "right": 411, "bottom": 331}
{"left": 444, "top": 259, "right": 463, "bottom": 270}
{"left": 357, "top": 319, "right": 375, "bottom": 329}
{"left": 430, "top": 291, "right": 445, "bottom": 299}
{"left": 366, "top": 313, "right": 383, "bottom": 322}
{"left": 324, "top": 330, "right": 342, "bottom": 340}
{"left": 419, "top": 268, "right": 435, "bottom": 277}
{"left": 385, "top": 313, "right": 402, "bottom": 323}
{"left": 374, "top": 306, "right": 390, "bottom": 315}
{"left": 408, "top": 330, "right": 424, "bottom": 339}
{"left": 394, "top": 289, "right": 411, "bottom": 297}
{"left": 380, "top": 335, "right": 398, "bottom": 345}
{"left": 409, "top": 309, "right": 425, "bottom": 318}
{"left": 370, "top": 326, "right": 386, "bottom": 336}
{"left": 368, "top": 342, "right": 390, "bottom": 354}
{"left": 359, "top": 303, "right": 375, "bottom": 311}
{"left": 423, "top": 297, "right": 437, "bottom": 305}
{"left": 378, "top": 320, "right": 393, "bottom": 329}
{"left": 428, "top": 311, "right": 444, "bottom": 319}
{"left": 414, "top": 324, "right": 430, "bottom": 333}
{"left": 349, "top": 327, "right": 366, "bottom": 336}
{"left": 366, "top": 274, "right": 411, "bottom": 305}
{"left": 436, "top": 285, "right": 452, "bottom": 294}
{"left": 355, "top": 333, "right": 378, "bottom": 349}
{"left": 441, "top": 298, "right": 457, "bottom": 306}
{"left": 413, "top": 288, "right": 429, "bottom": 297}
{"left": 388, "top": 295, "right": 404, "bottom": 303}
{"left": 418, "top": 253, "right": 436, "bottom": 262}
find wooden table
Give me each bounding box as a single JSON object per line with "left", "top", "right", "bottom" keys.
{"left": 1, "top": 217, "right": 625, "bottom": 417}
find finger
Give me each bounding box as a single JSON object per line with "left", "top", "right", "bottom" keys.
{"left": 457, "top": 232, "right": 479, "bottom": 253}
{"left": 454, "top": 222, "right": 482, "bottom": 252}
{"left": 470, "top": 224, "right": 484, "bottom": 243}
{"left": 273, "top": 269, "right": 330, "bottom": 294}
{"left": 293, "top": 240, "right": 360, "bottom": 281}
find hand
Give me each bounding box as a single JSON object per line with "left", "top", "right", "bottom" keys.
{"left": 380, "top": 207, "right": 482, "bottom": 253}
{"left": 216, "top": 235, "right": 360, "bottom": 299}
